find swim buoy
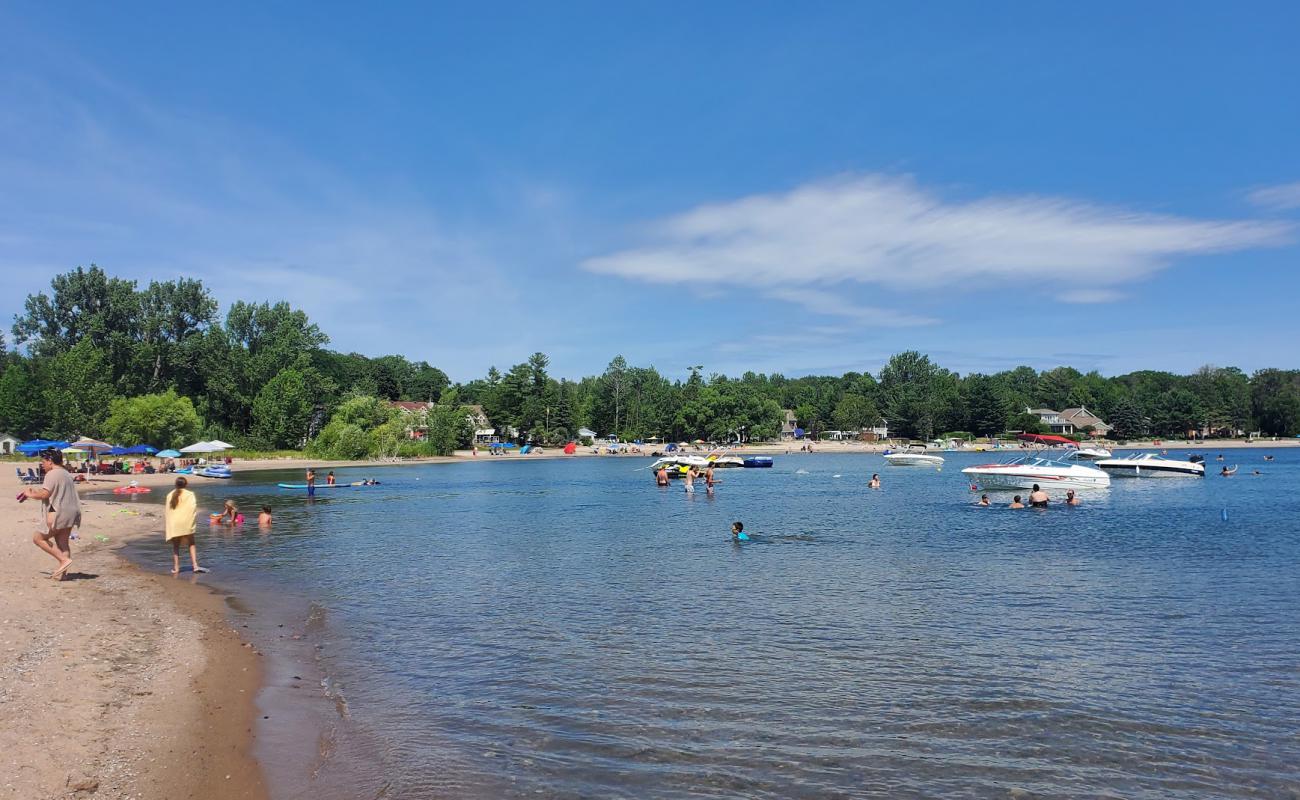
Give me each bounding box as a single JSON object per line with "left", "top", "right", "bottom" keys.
{"left": 113, "top": 486, "right": 152, "bottom": 494}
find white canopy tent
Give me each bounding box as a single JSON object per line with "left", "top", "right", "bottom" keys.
{"left": 208, "top": 440, "right": 235, "bottom": 450}
{"left": 179, "top": 441, "right": 225, "bottom": 453}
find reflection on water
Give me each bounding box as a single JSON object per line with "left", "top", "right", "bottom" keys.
{"left": 127, "top": 451, "right": 1300, "bottom": 799}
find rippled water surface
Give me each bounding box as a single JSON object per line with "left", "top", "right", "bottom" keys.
{"left": 128, "top": 450, "right": 1300, "bottom": 798}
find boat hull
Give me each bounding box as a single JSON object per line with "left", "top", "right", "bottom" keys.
{"left": 883, "top": 454, "right": 945, "bottom": 466}
{"left": 962, "top": 466, "right": 1111, "bottom": 491}
{"left": 1096, "top": 458, "right": 1204, "bottom": 477}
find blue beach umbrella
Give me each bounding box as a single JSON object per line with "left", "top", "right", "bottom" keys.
{"left": 156, "top": 449, "right": 182, "bottom": 458}
{"left": 18, "top": 439, "right": 71, "bottom": 455}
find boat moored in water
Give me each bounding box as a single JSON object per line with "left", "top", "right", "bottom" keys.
{"left": 962, "top": 450, "right": 1111, "bottom": 491}
{"left": 883, "top": 444, "right": 945, "bottom": 467}
{"left": 1096, "top": 453, "right": 1205, "bottom": 477}
{"left": 742, "top": 456, "right": 773, "bottom": 468}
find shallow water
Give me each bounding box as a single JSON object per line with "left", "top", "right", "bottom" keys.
{"left": 127, "top": 450, "right": 1300, "bottom": 799}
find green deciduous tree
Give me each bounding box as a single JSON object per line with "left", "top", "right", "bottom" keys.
{"left": 102, "top": 389, "right": 202, "bottom": 448}
{"left": 252, "top": 367, "right": 330, "bottom": 448}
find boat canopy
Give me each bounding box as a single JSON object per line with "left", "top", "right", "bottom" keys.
{"left": 1016, "top": 433, "right": 1076, "bottom": 446}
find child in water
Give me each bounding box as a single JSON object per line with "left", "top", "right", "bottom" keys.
{"left": 213, "top": 499, "right": 244, "bottom": 525}
{"left": 258, "top": 505, "right": 273, "bottom": 526}
{"left": 731, "top": 521, "right": 749, "bottom": 541}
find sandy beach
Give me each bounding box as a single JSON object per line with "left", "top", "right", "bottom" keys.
{"left": 0, "top": 473, "right": 266, "bottom": 800}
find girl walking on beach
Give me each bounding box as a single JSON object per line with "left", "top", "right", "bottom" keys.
{"left": 164, "top": 477, "right": 206, "bottom": 574}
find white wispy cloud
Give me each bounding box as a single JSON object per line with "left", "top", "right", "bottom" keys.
{"left": 584, "top": 175, "right": 1291, "bottom": 317}
{"left": 1247, "top": 181, "right": 1300, "bottom": 211}
{"left": 762, "top": 287, "right": 936, "bottom": 326}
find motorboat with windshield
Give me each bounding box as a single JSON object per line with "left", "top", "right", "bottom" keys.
{"left": 1095, "top": 452, "right": 1205, "bottom": 477}
{"left": 962, "top": 450, "right": 1111, "bottom": 491}
{"left": 882, "top": 443, "right": 945, "bottom": 467}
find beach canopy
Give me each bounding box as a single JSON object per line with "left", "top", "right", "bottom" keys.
{"left": 1017, "top": 433, "right": 1076, "bottom": 446}
{"left": 180, "top": 441, "right": 224, "bottom": 453}
{"left": 17, "top": 439, "right": 71, "bottom": 455}
{"left": 208, "top": 440, "right": 235, "bottom": 450}
{"left": 108, "top": 444, "right": 158, "bottom": 456}
{"left": 156, "top": 449, "right": 182, "bottom": 458}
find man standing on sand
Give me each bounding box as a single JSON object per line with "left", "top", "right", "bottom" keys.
{"left": 21, "top": 449, "right": 81, "bottom": 580}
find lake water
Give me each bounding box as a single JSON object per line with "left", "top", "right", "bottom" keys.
{"left": 124, "top": 450, "right": 1300, "bottom": 799}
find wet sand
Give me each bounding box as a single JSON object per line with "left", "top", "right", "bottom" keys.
{"left": 0, "top": 475, "right": 266, "bottom": 800}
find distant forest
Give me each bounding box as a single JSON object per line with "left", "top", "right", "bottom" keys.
{"left": 3, "top": 266, "right": 1299, "bottom": 455}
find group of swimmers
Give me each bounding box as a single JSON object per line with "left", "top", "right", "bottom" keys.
{"left": 655, "top": 464, "right": 720, "bottom": 494}
{"left": 976, "top": 484, "right": 1080, "bottom": 508}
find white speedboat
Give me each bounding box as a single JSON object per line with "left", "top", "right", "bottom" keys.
{"left": 962, "top": 451, "right": 1111, "bottom": 491}
{"left": 1073, "top": 446, "right": 1112, "bottom": 460}
{"left": 1096, "top": 453, "right": 1205, "bottom": 477}
{"left": 883, "top": 445, "right": 945, "bottom": 466}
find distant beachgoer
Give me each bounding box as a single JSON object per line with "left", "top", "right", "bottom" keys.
{"left": 164, "top": 476, "right": 205, "bottom": 574}
{"left": 655, "top": 467, "right": 669, "bottom": 486}
{"left": 977, "top": 494, "right": 990, "bottom": 506}
{"left": 1252, "top": 469, "right": 1262, "bottom": 476}
{"left": 1220, "top": 466, "right": 1234, "bottom": 476}
{"left": 326, "top": 470, "right": 336, "bottom": 486}
{"left": 258, "top": 505, "right": 273, "bottom": 526}
{"left": 1009, "top": 495, "right": 1025, "bottom": 509}
{"left": 1029, "top": 484, "right": 1049, "bottom": 508}
{"left": 1065, "top": 490, "right": 1080, "bottom": 506}
{"left": 732, "top": 521, "right": 749, "bottom": 541}
{"left": 1264, "top": 455, "right": 1274, "bottom": 461}
{"left": 868, "top": 473, "right": 881, "bottom": 489}
{"left": 1216, "top": 454, "right": 1224, "bottom": 461}
{"left": 22, "top": 449, "right": 80, "bottom": 580}
{"left": 705, "top": 465, "right": 716, "bottom": 494}
{"left": 306, "top": 467, "right": 316, "bottom": 498}
{"left": 684, "top": 466, "right": 698, "bottom": 493}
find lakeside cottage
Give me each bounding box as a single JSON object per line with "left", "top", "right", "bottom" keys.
{"left": 387, "top": 401, "right": 499, "bottom": 443}
{"left": 780, "top": 409, "right": 799, "bottom": 439}
{"left": 1028, "top": 406, "right": 1112, "bottom": 437}
{"left": 0, "top": 432, "right": 19, "bottom": 455}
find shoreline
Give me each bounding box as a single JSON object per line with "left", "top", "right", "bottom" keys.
{"left": 0, "top": 477, "right": 267, "bottom": 800}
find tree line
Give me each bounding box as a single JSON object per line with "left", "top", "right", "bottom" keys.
{"left": 2, "top": 266, "right": 1299, "bottom": 456}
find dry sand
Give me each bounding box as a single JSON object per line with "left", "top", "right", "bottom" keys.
{"left": 1, "top": 472, "right": 265, "bottom": 800}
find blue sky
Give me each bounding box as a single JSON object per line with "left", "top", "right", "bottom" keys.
{"left": 2, "top": 2, "right": 1298, "bottom": 381}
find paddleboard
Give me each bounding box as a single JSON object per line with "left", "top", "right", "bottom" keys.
{"left": 276, "top": 483, "right": 352, "bottom": 489}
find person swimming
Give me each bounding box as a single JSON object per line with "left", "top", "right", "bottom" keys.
{"left": 731, "top": 521, "right": 749, "bottom": 541}
{"left": 1065, "top": 490, "right": 1080, "bottom": 506}
{"left": 1028, "top": 484, "right": 1049, "bottom": 508}
{"left": 1009, "top": 495, "right": 1025, "bottom": 509}
{"left": 977, "top": 494, "right": 990, "bottom": 506}
{"left": 868, "top": 473, "right": 881, "bottom": 489}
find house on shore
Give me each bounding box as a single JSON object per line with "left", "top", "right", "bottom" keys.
{"left": 1028, "top": 407, "right": 1112, "bottom": 437}
{"left": 387, "top": 401, "right": 499, "bottom": 443}
{"left": 780, "top": 410, "right": 799, "bottom": 439}
{"left": 0, "top": 432, "right": 19, "bottom": 455}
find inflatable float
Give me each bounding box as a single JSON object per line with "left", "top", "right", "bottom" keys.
{"left": 112, "top": 486, "right": 152, "bottom": 494}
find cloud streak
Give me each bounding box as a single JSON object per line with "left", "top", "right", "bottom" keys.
{"left": 1247, "top": 181, "right": 1300, "bottom": 211}
{"left": 584, "top": 175, "right": 1291, "bottom": 317}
